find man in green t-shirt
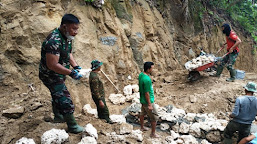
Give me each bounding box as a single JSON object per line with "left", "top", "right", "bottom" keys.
{"left": 138, "top": 62, "right": 159, "bottom": 138}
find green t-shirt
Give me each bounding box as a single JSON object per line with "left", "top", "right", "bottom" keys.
{"left": 138, "top": 72, "right": 154, "bottom": 104}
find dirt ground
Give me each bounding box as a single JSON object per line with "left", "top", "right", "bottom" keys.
{"left": 0, "top": 69, "right": 256, "bottom": 144}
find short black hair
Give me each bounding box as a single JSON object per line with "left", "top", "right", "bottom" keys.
{"left": 144, "top": 62, "right": 154, "bottom": 72}
{"left": 61, "top": 14, "right": 80, "bottom": 25}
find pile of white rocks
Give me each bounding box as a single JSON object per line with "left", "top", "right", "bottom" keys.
{"left": 122, "top": 102, "right": 228, "bottom": 143}
{"left": 109, "top": 84, "right": 140, "bottom": 104}
{"left": 185, "top": 55, "right": 215, "bottom": 71}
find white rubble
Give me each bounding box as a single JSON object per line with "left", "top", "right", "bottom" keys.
{"left": 131, "top": 84, "right": 139, "bottom": 93}
{"left": 123, "top": 85, "right": 133, "bottom": 95}
{"left": 172, "top": 123, "right": 180, "bottom": 133}
{"left": 15, "top": 137, "right": 35, "bottom": 144}
{"left": 129, "top": 130, "right": 143, "bottom": 142}
{"left": 109, "top": 94, "right": 126, "bottom": 105}
{"left": 201, "top": 139, "right": 212, "bottom": 144}
{"left": 41, "top": 129, "right": 69, "bottom": 144}
{"left": 184, "top": 113, "right": 196, "bottom": 122}
{"left": 170, "top": 130, "right": 179, "bottom": 140}
{"left": 84, "top": 124, "right": 98, "bottom": 139}
{"left": 125, "top": 92, "right": 140, "bottom": 102}
{"left": 82, "top": 104, "right": 98, "bottom": 118}
{"left": 180, "top": 135, "right": 198, "bottom": 144}
{"left": 160, "top": 123, "right": 170, "bottom": 131}
{"left": 78, "top": 136, "right": 97, "bottom": 144}
{"left": 189, "top": 123, "right": 201, "bottom": 138}
{"left": 185, "top": 55, "right": 215, "bottom": 71}
{"left": 119, "top": 123, "right": 133, "bottom": 134}
{"left": 179, "top": 122, "right": 190, "bottom": 134}
{"left": 79, "top": 69, "right": 92, "bottom": 78}
{"left": 110, "top": 115, "right": 126, "bottom": 124}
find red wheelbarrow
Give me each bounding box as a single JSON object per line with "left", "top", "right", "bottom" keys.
{"left": 186, "top": 62, "right": 215, "bottom": 81}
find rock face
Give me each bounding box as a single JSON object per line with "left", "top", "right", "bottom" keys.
{"left": 41, "top": 129, "right": 69, "bottom": 144}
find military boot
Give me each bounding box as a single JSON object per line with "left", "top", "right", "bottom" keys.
{"left": 212, "top": 65, "right": 224, "bottom": 77}
{"left": 64, "top": 114, "right": 84, "bottom": 134}
{"left": 226, "top": 69, "right": 236, "bottom": 82}
{"left": 52, "top": 103, "right": 65, "bottom": 123}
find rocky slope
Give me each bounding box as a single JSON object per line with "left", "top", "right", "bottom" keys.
{"left": 0, "top": 0, "right": 256, "bottom": 143}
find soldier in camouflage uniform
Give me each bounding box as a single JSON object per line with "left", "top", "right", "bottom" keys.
{"left": 39, "top": 14, "right": 84, "bottom": 133}
{"left": 89, "top": 60, "right": 113, "bottom": 124}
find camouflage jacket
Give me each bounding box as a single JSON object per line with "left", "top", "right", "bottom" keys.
{"left": 89, "top": 72, "right": 105, "bottom": 100}
{"left": 39, "top": 28, "right": 72, "bottom": 83}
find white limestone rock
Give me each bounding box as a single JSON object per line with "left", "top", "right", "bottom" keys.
{"left": 170, "top": 130, "right": 179, "bottom": 140}
{"left": 110, "top": 115, "right": 126, "bottom": 124}
{"left": 179, "top": 122, "right": 190, "bottom": 134}
{"left": 189, "top": 123, "right": 201, "bottom": 138}
{"left": 41, "top": 129, "right": 69, "bottom": 144}
{"left": 201, "top": 139, "right": 212, "bottom": 144}
{"left": 172, "top": 123, "right": 180, "bottom": 133}
{"left": 160, "top": 123, "right": 170, "bottom": 131}
{"left": 185, "top": 113, "right": 196, "bottom": 122}
{"left": 131, "top": 84, "right": 139, "bottom": 93}
{"left": 171, "top": 108, "right": 186, "bottom": 118}
{"left": 82, "top": 104, "right": 98, "bottom": 118}
{"left": 125, "top": 92, "right": 140, "bottom": 102}
{"left": 78, "top": 136, "right": 97, "bottom": 144}
{"left": 123, "top": 85, "right": 132, "bottom": 95}
{"left": 119, "top": 123, "right": 133, "bottom": 134}
{"left": 129, "top": 130, "right": 143, "bottom": 142}
{"left": 165, "top": 136, "right": 177, "bottom": 144}
{"left": 180, "top": 135, "right": 198, "bottom": 144}
{"left": 109, "top": 94, "right": 126, "bottom": 105}
{"left": 15, "top": 137, "right": 35, "bottom": 144}
{"left": 84, "top": 124, "right": 98, "bottom": 139}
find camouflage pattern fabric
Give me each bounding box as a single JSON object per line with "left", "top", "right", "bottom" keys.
{"left": 220, "top": 52, "right": 238, "bottom": 71}
{"left": 39, "top": 28, "right": 74, "bottom": 114}
{"left": 89, "top": 72, "right": 110, "bottom": 120}
{"left": 39, "top": 28, "right": 72, "bottom": 83}
{"left": 89, "top": 72, "right": 105, "bottom": 100}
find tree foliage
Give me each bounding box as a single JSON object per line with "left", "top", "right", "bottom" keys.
{"left": 209, "top": 0, "right": 257, "bottom": 52}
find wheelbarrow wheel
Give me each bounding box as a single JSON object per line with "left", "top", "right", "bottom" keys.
{"left": 188, "top": 71, "right": 200, "bottom": 81}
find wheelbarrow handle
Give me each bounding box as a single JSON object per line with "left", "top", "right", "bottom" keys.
{"left": 216, "top": 46, "right": 225, "bottom": 54}
{"left": 222, "top": 52, "right": 230, "bottom": 58}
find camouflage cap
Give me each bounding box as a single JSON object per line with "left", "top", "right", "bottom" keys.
{"left": 244, "top": 82, "right": 257, "bottom": 93}
{"left": 91, "top": 60, "right": 103, "bottom": 70}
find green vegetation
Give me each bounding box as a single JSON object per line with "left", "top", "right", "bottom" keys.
{"left": 209, "top": 0, "right": 257, "bottom": 54}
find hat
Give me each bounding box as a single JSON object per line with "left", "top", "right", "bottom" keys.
{"left": 244, "top": 82, "right": 257, "bottom": 93}
{"left": 91, "top": 60, "right": 103, "bottom": 70}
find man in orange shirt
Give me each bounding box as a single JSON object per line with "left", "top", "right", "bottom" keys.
{"left": 214, "top": 23, "right": 241, "bottom": 82}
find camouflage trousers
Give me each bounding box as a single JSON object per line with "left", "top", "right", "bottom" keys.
{"left": 93, "top": 97, "right": 110, "bottom": 121}
{"left": 219, "top": 52, "right": 239, "bottom": 71}
{"left": 223, "top": 120, "right": 251, "bottom": 144}
{"left": 39, "top": 73, "right": 75, "bottom": 114}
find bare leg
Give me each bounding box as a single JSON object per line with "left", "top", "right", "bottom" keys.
{"left": 150, "top": 121, "right": 159, "bottom": 138}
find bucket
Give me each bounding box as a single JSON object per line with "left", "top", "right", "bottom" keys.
{"left": 235, "top": 69, "right": 245, "bottom": 79}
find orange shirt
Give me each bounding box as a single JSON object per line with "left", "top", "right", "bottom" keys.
{"left": 226, "top": 31, "right": 239, "bottom": 53}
